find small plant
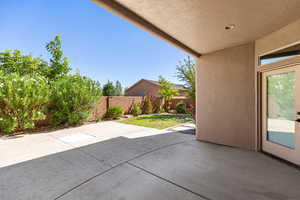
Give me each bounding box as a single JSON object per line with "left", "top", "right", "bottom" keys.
{"left": 105, "top": 106, "right": 123, "bottom": 119}
{"left": 176, "top": 101, "right": 187, "bottom": 114}
{"left": 156, "top": 104, "right": 165, "bottom": 113}
{"left": 132, "top": 103, "right": 142, "bottom": 116}
{"left": 152, "top": 98, "right": 164, "bottom": 113}
{"left": 0, "top": 73, "right": 50, "bottom": 133}
{"left": 95, "top": 114, "right": 103, "bottom": 122}
{"left": 143, "top": 96, "right": 153, "bottom": 114}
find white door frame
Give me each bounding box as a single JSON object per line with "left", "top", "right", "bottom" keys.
{"left": 262, "top": 65, "right": 300, "bottom": 165}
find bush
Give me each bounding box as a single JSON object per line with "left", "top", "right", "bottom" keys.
{"left": 49, "top": 74, "right": 101, "bottom": 126}
{"left": 0, "top": 72, "right": 50, "bottom": 133}
{"left": 105, "top": 106, "right": 123, "bottom": 119}
{"left": 131, "top": 103, "right": 142, "bottom": 116}
{"left": 143, "top": 97, "right": 153, "bottom": 114}
{"left": 176, "top": 101, "right": 187, "bottom": 114}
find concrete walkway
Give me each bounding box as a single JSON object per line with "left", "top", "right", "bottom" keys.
{"left": 1, "top": 123, "right": 300, "bottom": 200}
{"left": 0, "top": 121, "right": 174, "bottom": 168}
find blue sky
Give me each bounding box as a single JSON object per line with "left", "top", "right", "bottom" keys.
{"left": 0, "top": 0, "right": 189, "bottom": 87}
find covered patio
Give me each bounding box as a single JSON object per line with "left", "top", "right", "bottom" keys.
{"left": 91, "top": 0, "right": 300, "bottom": 165}
{"left": 1, "top": 1, "right": 300, "bottom": 199}
{"left": 1, "top": 130, "right": 300, "bottom": 200}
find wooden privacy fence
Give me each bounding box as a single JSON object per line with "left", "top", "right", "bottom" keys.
{"left": 37, "top": 96, "right": 194, "bottom": 126}
{"left": 90, "top": 96, "right": 144, "bottom": 120}
{"left": 89, "top": 96, "right": 194, "bottom": 120}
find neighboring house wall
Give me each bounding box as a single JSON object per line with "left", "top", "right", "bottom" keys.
{"left": 197, "top": 43, "right": 255, "bottom": 150}
{"left": 126, "top": 80, "right": 160, "bottom": 96}
{"left": 126, "top": 80, "right": 188, "bottom": 97}
{"left": 178, "top": 90, "right": 188, "bottom": 97}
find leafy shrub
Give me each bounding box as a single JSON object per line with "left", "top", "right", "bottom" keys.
{"left": 176, "top": 101, "right": 187, "bottom": 114}
{"left": 49, "top": 73, "right": 101, "bottom": 126}
{"left": 105, "top": 106, "right": 123, "bottom": 119}
{"left": 131, "top": 103, "right": 142, "bottom": 116}
{"left": 0, "top": 72, "right": 50, "bottom": 133}
{"left": 95, "top": 114, "right": 103, "bottom": 122}
{"left": 143, "top": 97, "right": 153, "bottom": 114}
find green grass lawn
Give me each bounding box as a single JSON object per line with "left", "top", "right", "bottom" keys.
{"left": 120, "top": 114, "right": 193, "bottom": 129}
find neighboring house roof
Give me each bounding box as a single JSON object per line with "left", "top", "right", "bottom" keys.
{"left": 126, "top": 79, "right": 186, "bottom": 92}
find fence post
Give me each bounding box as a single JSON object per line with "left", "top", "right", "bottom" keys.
{"left": 106, "top": 96, "right": 110, "bottom": 112}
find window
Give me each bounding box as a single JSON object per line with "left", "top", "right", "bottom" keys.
{"left": 259, "top": 43, "right": 300, "bottom": 65}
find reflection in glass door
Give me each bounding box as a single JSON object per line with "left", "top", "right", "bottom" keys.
{"left": 267, "top": 72, "right": 295, "bottom": 149}
{"left": 262, "top": 66, "right": 300, "bottom": 166}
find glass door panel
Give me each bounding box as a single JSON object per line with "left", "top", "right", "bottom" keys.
{"left": 266, "top": 72, "right": 295, "bottom": 149}
{"left": 262, "top": 65, "right": 300, "bottom": 166}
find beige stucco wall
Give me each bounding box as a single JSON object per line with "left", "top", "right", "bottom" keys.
{"left": 255, "top": 18, "right": 300, "bottom": 58}
{"left": 254, "top": 18, "right": 300, "bottom": 151}
{"left": 196, "top": 43, "right": 255, "bottom": 150}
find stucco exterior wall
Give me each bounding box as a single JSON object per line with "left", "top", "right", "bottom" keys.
{"left": 196, "top": 43, "right": 255, "bottom": 150}
{"left": 126, "top": 81, "right": 160, "bottom": 96}
{"left": 254, "top": 18, "right": 300, "bottom": 151}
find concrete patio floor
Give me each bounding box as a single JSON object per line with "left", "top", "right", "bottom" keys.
{"left": 1, "top": 123, "right": 300, "bottom": 200}
{"left": 0, "top": 121, "right": 182, "bottom": 168}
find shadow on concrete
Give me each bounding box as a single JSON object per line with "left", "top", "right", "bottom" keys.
{"left": 1, "top": 129, "right": 300, "bottom": 200}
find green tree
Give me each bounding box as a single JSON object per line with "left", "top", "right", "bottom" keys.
{"left": 103, "top": 80, "right": 116, "bottom": 96}
{"left": 124, "top": 87, "right": 129, "bottom": 96}
{"left": 45, "top": 35, "right": 71, "bottom": 80}
{"left": 176, "top": 56, "right": 196, "bottom": 100}
{"left": 115, "top": 80, "right": 123, "bottom": 96}
{"left": 0, "top": 36, "right": 71, "bottom": 81}
{"left": 158, "top": 76, "right": 179, "bottom": 112}
{"left": 0, "top": 49, "right": 48, "bottom": 76}
{"left": 268, "top": 72, "right": 295, "bottom": 120}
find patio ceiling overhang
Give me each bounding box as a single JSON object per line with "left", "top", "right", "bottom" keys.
{"left": 92, "top": 0, "right": 300, "bottom": 57}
